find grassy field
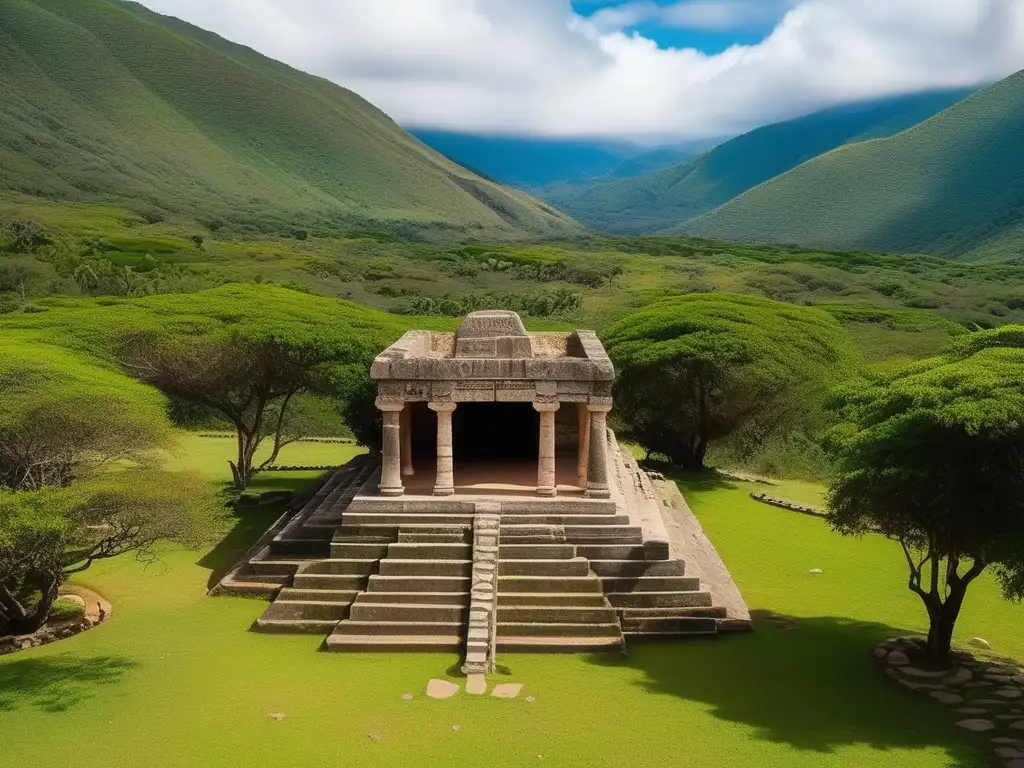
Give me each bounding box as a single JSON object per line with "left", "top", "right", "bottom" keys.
{"left": 2, "top": 440, "right": 1021, "bottom": 767}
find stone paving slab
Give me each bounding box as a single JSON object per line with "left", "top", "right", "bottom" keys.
{"left": 426, "top": 679, "right": 460, "bottom": 699}
{"left": 491, "top": 683, "right": 524, "bottom": 699}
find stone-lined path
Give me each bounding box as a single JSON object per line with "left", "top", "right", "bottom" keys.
{"left": 876, "top": 637, "right": 1024, "bottom": 768}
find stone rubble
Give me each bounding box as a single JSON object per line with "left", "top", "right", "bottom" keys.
{"left": 876, "top": 636, "right": 1024, "bottom": 768}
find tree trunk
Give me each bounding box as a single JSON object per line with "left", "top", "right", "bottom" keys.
{"left": 920, "top": 583, "right": 967, "bottom": 664}
{"left": 230, "top": 429, "right": 259, "bottom": 490}
{"left": 4, "top": 574, "right": 60, "bottom": 635}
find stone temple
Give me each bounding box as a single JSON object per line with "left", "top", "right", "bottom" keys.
{"left": 220, "top": 311, "right": 748, "bottom": 667}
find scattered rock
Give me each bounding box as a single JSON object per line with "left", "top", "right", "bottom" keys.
{"left": 944, "top": 668, "right": 973, "bottom": 685}
{"left": 367, "top": 733, "right": 383, "bottom": 742}
{"left": 904, "top": 667, "right": 950, "bottom": 679}
{"left": 400, "top": 693, "right": 413, "bottom": 701}
{"left": 988, "top": 675, "right": 1014, "bottom": 683}
{"left": 525, "top": 696, "right": 537, "bottom": 703}
{"left": 1013, "top": 675, "right": 1024, "bottom": 685}
{"left": 451, "top": 725, "right": 461, "bottom": 732}
{"left": 931, "top": 691, "right": 964, "bottom": 704}
{"left": 993, "top": 737, "right": 1024, "bottom": 746}
{"left": 1012, "top": 722, "right": 1024, "bottom": 731}
{"left": 57, "top": 594, "right": 87, "bottom": 609}
{"left": 426, "top": 679, "right": 460, "bottom": 700}
{"left": 973, "top": 699, "right": 1011, "bottom": 705}
{"left": 465, "top": 674, "right": 487, "bottom": 696}
{"left": 996, "top": 689, "right": 1024, "bottom": 699}
{"left": 873, "top": 647, "right": 889, "bottom": 659}
{"left": 957, "top": 719, "right": 996, "bottom": 732}
{"left": 995, "top": 747, "right": 1024, "bottom": 760}
{"left": 888, "top": 650, "right": 911, "bottom": 666}
{"left": 491, "top": 683, "right": 524, "bottom": 699}
{"left": 268, "top": 712, "right": 286, "bottom": 721}
{"left": 971, "top": 637, "right": 992, "bottom": 650}
{"left": 809, "top": 569, "right": 823, "bottom": 575}
{"left": 957, "top": 708, "right": 989, "bottom": 715}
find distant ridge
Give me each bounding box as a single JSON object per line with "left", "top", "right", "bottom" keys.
{"left": 0, "top": 0, "right": 582, "bottom": 239}
{"left": 683, "top": 71, "right": 1024, "bottom": 261}
{"left": 543, "top": 88, "right": 978, "bottom": 236}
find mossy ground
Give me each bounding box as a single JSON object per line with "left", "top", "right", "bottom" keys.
{"left": 2, "top": 439, "right": 1021, "bottom": 767}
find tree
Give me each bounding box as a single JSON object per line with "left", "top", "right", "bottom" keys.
{"left": 1, "top": 221, "right": 49, "bottom": 253}
{"left": 0, "top": 471, "right": 213, "bottom": 635}
{"left": 112, "top": 286, "right": 392, "bottom": 489}
{"left": 602, "top": 294, "right": 856, "bottom": 469}
{"left": 827, "top": 326, "right": 1024, "bottom": 663}
{"left": 0, "top": 340, "right": 171, "bottom": 490}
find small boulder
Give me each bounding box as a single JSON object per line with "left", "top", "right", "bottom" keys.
{"left": 268, "top": 712, "right": 286, "bottom": 721}
{"left": 888, "top": 650, "right": 911, "bottom": 666}
{"left": 970, "top": 637, "right": 992, "bottom": 649}
{"left": 956, "top": 719, "right": 996, "bottom": 732}
{"left": 809, "top": 569, "right": 824, "bottom": 575}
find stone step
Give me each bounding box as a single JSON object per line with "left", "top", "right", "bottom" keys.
{"left": 366, "top": 574, "right": 470, "bottom": 592}
{"left": 496, "top": 636, "right": 623, "bottom": 653}
{"left": 331, "top": 526, "right": 396, "bottom": 542}
{"left": 269, "top": 538, "right": 331, "bottom": 557}
{"left": 589, "top": 560, "right": 686, "bottom": 578}
{"left": 332, "top": 620, "right": 465, "bottom": 637}
{"left": 378, "top": 559, "right": 472, "bottom": 577}
{"left": 386, "top": 543, "right": 472, "bottom": 559}
{"left": 291, "top": 573, "right": 369, "bottom": 591}
{"left": 498, "top": 575, "right": 603, "bottom": 594}
{"left": 301, "top": 559, "right": 380, "bottom": 576}
{"left": 398, "top": 530, "right": 469, "bottom": 543}
{"left": 498, "top": 544, "right": 576, "bottom": 559}
{"left": 325, "top": 634, "right": 463, "bottom": 652}
{"left": 497, "top": 559, "right": 590, "bottom": 577}
{"left": 353, "top": 591, "right": 469, "bottom": 605}
{"left": 329, "top": 542, "right": 390, "bottom": 559}
{"left": 497, "top": 606, "right": 617, "bottom": 623}
{"left": 607, "top": 591, "right": 714, "bottom": 609}
{"left": 496, "top": 500, "right": 618, "bottom": 516}
{"left": 620, "top": 616, "right": 719, "bottom": 634}
{"left": 343, "top": 513, "right": 476, "bottom": 526}
{"left": 349, "top": 603, "right": 469, "bottom": 623}
{"left": 576, "top": 545, "right": 648, "bottom": 560}
{"left": 278, "top": 588, "right": 360, "bottom": 602}
{"left": 259, "top": 600, "right": 352, "bottom": 622}
{"left": 497, "top": 622, "right": 622, "bottom": 638}
{"left": 563, "top": 526, "right": 644, "bottom": 543}
{"left": 499, "top": 592, "right": 608, "bottom": 607}
{"left": 498, "top": 514, "right": 632, "bottom": 526}
{"left": 254, "top": 618, "right": 341, "bottom": 634}
{"left": 619, "top": 606, "right": 728, "bottom": 619}
{"left": 601, "top": 576, "right": 701, "bottom": 593}
{"left": 249, "top": 550, "right": 318, "bottom": 577}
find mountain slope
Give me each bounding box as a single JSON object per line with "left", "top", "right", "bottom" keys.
{"left": 683, "top": 71, "right": 1024, "bottom": 260}
{"left": 543, "top": 88, "right": 977, "bottom": 235}
{"left": 0, "top": 0, "right": 580, "bottom": 239}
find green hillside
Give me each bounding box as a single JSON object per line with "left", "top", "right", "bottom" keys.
{"left": 683, "top": 71, "right": 1024, "bottom": 260}
{"left": 0, "top": 0, "right": 580, "bottom": 240}
{"left": 543, "top": 89, "right": 976, "bottom": 235}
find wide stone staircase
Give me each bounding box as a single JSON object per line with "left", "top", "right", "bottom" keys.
{"left": 233, "top": 458, "right": 726, "bottom": 652}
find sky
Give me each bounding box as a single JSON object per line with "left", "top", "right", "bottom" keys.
{"left": 134, "top": 0, "right": 1024, "bottom": 141}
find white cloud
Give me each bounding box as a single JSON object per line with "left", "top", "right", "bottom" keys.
{"left": 133, "top": 0, "right": 1024, "bottom": 140}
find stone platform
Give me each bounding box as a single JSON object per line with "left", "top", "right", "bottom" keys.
{"left": 217, "top": 430, "right": 751, "bottom": 658}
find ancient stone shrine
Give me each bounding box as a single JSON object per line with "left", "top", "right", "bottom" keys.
{"left": 220, "top": 311, "right": 748, "bottom": 670}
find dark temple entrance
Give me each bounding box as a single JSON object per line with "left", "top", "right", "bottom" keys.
{"left": 452, "top": 403, "right": 539, "bottom": 461}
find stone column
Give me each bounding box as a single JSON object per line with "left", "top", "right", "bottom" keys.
{"left": 400, "top": 405, "right": 414, "bottom": 477}
{"left": 376, "top": 398, "right": 404, "bottom": 497}
{"left": 576, "top": 403, "right": 590, "bottom": 490}
{"left": 534, "top": 402, "right": 560, "bottom": 497}
{"left": 585, "top": 403, "right": 612, "bottom": 499}
{"left": 429, "top": 402, "right": 457, "bottom": 496}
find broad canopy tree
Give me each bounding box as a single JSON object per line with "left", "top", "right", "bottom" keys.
{"left": 113, "top": 285, "right": 395, "bottom": 489}
{"left": 603, "top": 294, "right": 856, "bottom": 469}
{"left": 827, "top": 326, "right": 1024, "bottom": 662}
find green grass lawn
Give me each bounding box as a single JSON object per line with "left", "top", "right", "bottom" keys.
{"left": 1, "top": 443, "right": 1020, "bottom": 767}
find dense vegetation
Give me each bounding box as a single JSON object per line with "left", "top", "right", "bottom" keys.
{"left": 604, "top": 295, "right": 856, "bottom": 469}
{"left": 684, "top": 71, "right": 1024, "bottom": 261}
{"left": 827, "top": 327, "right": 1024, "bottom": 661}
{"left": 5, "top": 200, "right": 1024, "bottom": 374}
{"left": 0, "top": 0, "right": 579, "bottom": 241}
{"left": 543, "top": 89, "right": 974, "bottom": 235}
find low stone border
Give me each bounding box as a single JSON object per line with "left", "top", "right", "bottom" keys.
{"left": 749, "top": 492, "right": 827, "bottom": 518}
{"left": 0, "top": 586, "right": 112, "bottom": 656}
{"left": 254, "top": 464, "right": 343, "bottom": 473}
{"left": 876, "top": 636, "right": 1024, "bottom": 768}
